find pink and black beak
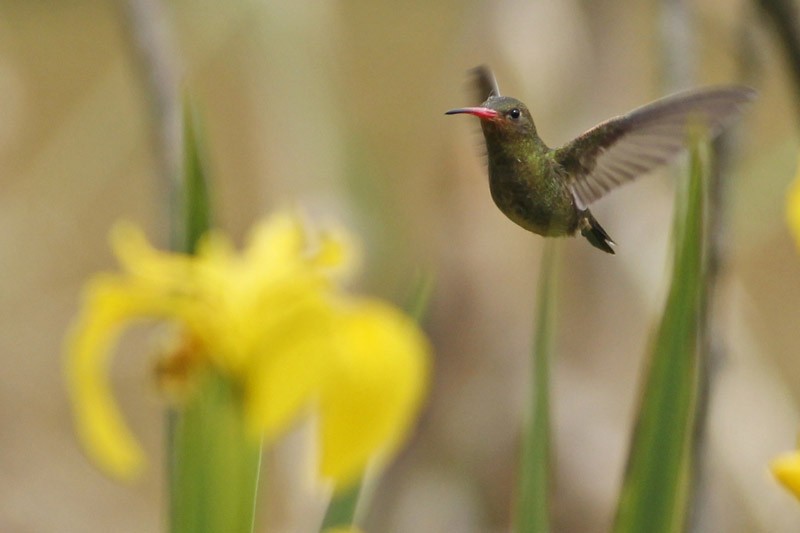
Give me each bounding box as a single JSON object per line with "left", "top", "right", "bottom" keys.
{"left": 445, "top": 107, "right": 499, "bottom": 120}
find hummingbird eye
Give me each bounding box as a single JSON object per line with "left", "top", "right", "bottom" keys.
{"left": 508, "top": 108, "right": 521, "bottom": 120}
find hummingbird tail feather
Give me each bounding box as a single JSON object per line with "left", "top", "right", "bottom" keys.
{"left": 580, "top": 211, "right": 616, "bottom": 254}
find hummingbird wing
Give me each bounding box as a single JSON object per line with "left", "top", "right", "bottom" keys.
{"left": 554, "top": 86, "right": 756, "bottom": 209}
{"left": 471, "top": 65, "right": 501, "bottom": 103}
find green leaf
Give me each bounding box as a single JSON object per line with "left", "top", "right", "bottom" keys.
{"left": 516, "top": 241, "right": 558, "bottom": 533}
{"left": 405, "top": 269, "right": 436, "bottom": 323}
{"left": 178, "top": 99, "right": 213, "bottom": 255}
{"left": 612, "top": 144, "right": 707, "bottom": 533}
{"left": 321, "top": 483, "right": 362, "bottom": 530}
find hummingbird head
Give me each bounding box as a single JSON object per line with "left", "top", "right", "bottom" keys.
{"left": 446, "top": 96, "right": 537, "bottom": 138}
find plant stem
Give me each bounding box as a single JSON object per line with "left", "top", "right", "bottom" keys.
{"left": 116, "top": 0, "right": 183, "bottom": 246}
{"left": 516, "top": 241, "right": 558, "bottom": 533}
{"left": 169, "top": 371, "right": 262, "bottom": 533}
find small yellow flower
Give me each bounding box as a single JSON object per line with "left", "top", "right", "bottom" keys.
{"left": 786, "top": 155, "right": 800, "bottom": 249}
{"left": 65, "top": 210, "right": 430, "bottom": 488}
{"left": 772, "top": 448, "right": 800, "bottom": 501}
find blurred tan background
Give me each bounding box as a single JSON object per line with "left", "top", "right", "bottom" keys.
{"left": 2, "top": 0, "right": 800, "bottom": 531}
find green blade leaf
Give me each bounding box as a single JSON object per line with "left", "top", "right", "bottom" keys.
{"left": 516, "top": 241, "right": 558, "bottom": 533}
{"left": 612, "top": 143, "right": 707, "bottom": 533}
{"left": 178, "top": 98, "right": 213, "bottom": 255}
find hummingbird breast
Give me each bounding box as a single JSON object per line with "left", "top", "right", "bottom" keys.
{"left": 487, "top": 155, "right": 579, "bottom": 237}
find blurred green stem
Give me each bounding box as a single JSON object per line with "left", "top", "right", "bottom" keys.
{"left": 117, "top": 0, "right": 182, "bottom": 243}
{"left": 169, "top": 371, "right": 262, "bottom": 533}
{"left": 405, "top": 269, "right": 436, "bottom": 323}
{"left": 321, "top": 483, "right": 362, "bottom": 531}
{"left": 516, "top": 241, "right": 558, "bottom": 533}
{"left": 120, "top": 3, "right": 264, "bottom": 531}
{"left": 166, "top": 105, "right": 264, "bottom": 533}
{"left": 687, "top": 133, "right": 732, "bottom": 533}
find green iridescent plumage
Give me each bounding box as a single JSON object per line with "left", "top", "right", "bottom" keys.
{"left": 447, "top": 66, "right": 755, "bottom": 254}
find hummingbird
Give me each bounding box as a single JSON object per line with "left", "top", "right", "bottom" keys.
{"left": 446, "top": 66, "right": 755, "bottom": 254}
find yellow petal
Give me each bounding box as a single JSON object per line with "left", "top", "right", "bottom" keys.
{"left": 318, "top": 300, "right": 430, "bottom": 489}
{"left": 786, "top": 156, "right": 800, "bottom": 250}
{"left": 66, "top": 274, "right": 201, "bottom": 478}
{"left": 66, "top": 279, "right": 148, "bottom": 479}
{"left": 244, "top": 210, "right": 307, "bottom": 277}
{"left": 111, "top": 222, "right": 196, "bottom": 291}
{"left": 772, "top": 451, "right": 800, "bottom": 501}
{"left": 312, "top": 226, "right": 361, "bottom": 281}
{"left": 243, "top": 296, "right": 334, "bottom": 439}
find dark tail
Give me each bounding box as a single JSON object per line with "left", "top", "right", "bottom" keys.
{"left": 580, "top": 211, "right": 615, "bottom": 254}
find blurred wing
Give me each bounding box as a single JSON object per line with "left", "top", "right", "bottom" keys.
{"left": 471, "top": 65, "right": 500, "bottom": 104}
{"left": 554, "top": 86, "right": 756, "bottom": 208}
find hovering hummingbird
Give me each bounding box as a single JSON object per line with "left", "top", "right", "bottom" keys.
{"left": 446, "top": 66, "right": 755, "bottom": 254}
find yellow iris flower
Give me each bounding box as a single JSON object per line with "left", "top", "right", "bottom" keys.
{"left": 772, "top": 447, "right": 800, "bottom": 501}
{"left": 787, "top": 156, "right": 800, "bottom": 249}
{"left": 65, "top": 210, "right": 430, "bottom": 489}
